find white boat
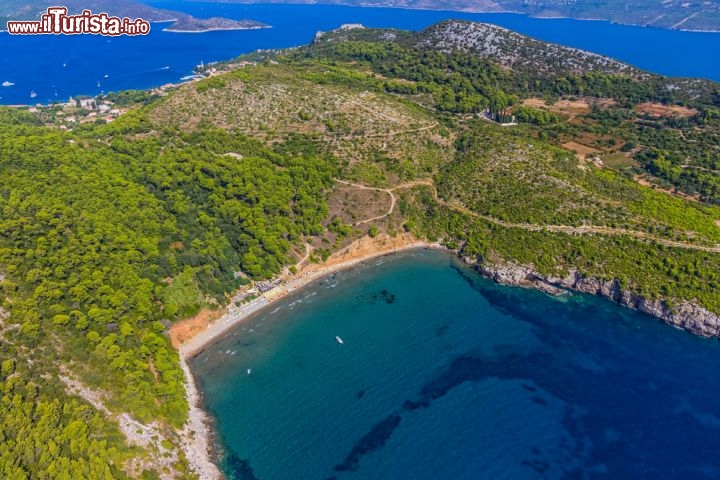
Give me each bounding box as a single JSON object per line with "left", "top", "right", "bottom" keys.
{"left": 2, "top": 81, "right": 14, "bottom": 87}
{"left": 335, "top": 336, "right": 344, "bottom": 345}
{"left": 30, "top": 91, "right": 37, "bottom": 98}
{"left": 246, "top": 368, "right": 252, "bottom": 375}
{"left": 103, "top": 74, "right": 109, "bottom": 79}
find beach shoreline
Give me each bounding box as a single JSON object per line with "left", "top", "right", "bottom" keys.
{"left": 175, "top": 233, "right": 439, "bottom": 359}
{"left": 173, "top": 233, "right": 441, "bottom": 479}
{"left": 177, "top": 355, "right": 224, "bottom": 480}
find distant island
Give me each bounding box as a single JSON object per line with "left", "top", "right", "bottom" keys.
{"left": 196, "top": 0, "right": 720, "bottom": 31}
{"left": 164, "top": 16, "right": 268, "bottom": 33}
{"left": 1, "top": 0, "right": 268, "bottom": 33}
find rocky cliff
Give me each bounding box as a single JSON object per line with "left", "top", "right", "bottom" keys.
{"left": 467, "top": 258, "right": 720, "bottom": 338}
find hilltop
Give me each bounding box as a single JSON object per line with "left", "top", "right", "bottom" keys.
{"left": 412, "top": 20, "right": 639, "bottom": 76}
{"left": 0, "top": 19, "right": 719, "bottom": 479}
{"left": 311, "top": 21, "right": 717, "bottom": 100}
{"left": 314, "top": 20, "right": 640, "bottom": 77}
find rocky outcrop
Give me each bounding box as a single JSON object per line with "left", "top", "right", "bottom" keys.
{"left": 469, "top": 258, "right": 720, "bottom": 338}
{"left": 414, "top": 20, "right": 643, "bottom": 78}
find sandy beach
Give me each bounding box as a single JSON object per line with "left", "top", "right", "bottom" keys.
{"left": 173, "top": 233, "right": 440, "bottom": 479}
{"left": 175, "top": 233, "right": 438, "bottom": 359}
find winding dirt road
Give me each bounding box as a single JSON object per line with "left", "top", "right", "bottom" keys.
{"left": 335, "top": 178, "right": 720, "bottom": 254}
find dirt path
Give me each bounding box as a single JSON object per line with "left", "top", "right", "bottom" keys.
{"left": 337, "top": 123, "right": 438, "bottom": 140}
{"left": 296, "top": 242, "right": 311, "bottom": 267}
{"left": 334, "top": 179, "right": 395, "bottom": 225}
{"left": 334, "top": 178, "right": 434, "bottom": 226}
{"left": 336, "top": 178, "right": 720, "bottom": 253}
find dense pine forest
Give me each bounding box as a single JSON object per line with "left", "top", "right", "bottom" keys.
{"left": 0, "top": 108, "right": 334, "bottom": 478}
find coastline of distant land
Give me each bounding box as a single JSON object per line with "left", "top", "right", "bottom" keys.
{"left": 163, "top": 17, "right": 270, "bottom": 33}
{"left": 0, "top": 1, "right": 268, "bottom": 34}
{"left": 187, "top": 0, "right": 720, "bottom": 32}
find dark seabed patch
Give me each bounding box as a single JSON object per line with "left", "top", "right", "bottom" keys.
{"left": 334, "top": 414, "right": 403, "bottom": 472}
{"left": 380, "top": 289, "right": 396, "bottom": 304}
{"left": 223, "top": 454, "right": 259, "bottom": 480}
{"left": 434, "top": 325, "right": 449, "bottom": 337}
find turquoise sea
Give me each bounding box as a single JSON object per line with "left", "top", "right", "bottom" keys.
{"left": 1, "top": 2, "right": 719, "bottom": 105}
{"left": 191, "top": 249, "right": 720, "bottom": 479}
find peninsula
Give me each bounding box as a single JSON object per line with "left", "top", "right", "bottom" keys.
{"left": 163, "top": 16, "right": 269, "bottom": 33}
{"left": 0, "top": 0, "right": 268, "bottom": 33}
{"left": 1, "top": 19, "right": 719, "bottom": 480}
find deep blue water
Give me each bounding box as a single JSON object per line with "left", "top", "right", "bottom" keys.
{"left": 0, "top": 2, "right": 719, "bottom": 105}
{"left": 192, "top": 249, "right": 720, "bottom": 480}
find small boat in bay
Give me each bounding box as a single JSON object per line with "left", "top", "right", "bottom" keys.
{"left": 335, "top": 336, "right": 344, "bottom": 345}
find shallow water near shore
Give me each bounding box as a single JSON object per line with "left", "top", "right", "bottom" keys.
{"left": 191, "top": 249, "right": 720, "bottom": 479}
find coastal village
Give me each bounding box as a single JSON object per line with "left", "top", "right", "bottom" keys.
{"left": 32, "top": 96, "right": 128, "bottom": 127}
{"left": 14, "top": 58, "right": 258, "bottom": 129}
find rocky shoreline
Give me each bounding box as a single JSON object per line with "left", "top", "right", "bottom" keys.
{"left": 177, "top": 356, "right": 223, "bottom": 480}
{"left": 467, "top": 257, "right": 720, "bottom": 339}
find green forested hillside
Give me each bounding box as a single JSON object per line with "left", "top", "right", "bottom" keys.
{"left": 403, "top": 123, "right": 720, "bottom": 313}
{"left": 305, "top": 24, "right": 720, "bottom": 203}
{"left": 0, "top": 107, "right": 333, "bottom": 477}
{"left": 0, "top": 21, "right": 719, "bottom": 478}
